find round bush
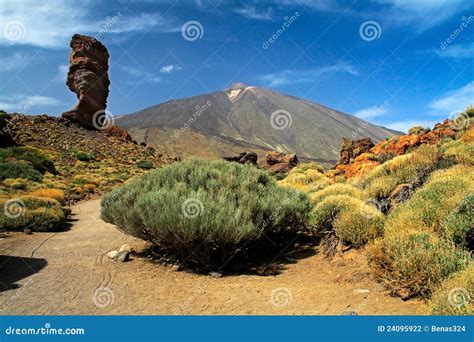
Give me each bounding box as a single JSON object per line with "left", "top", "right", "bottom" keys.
{"left": 367, "top": 231, "right": 470, "bottom": 299}
{"left": 101, "top": 159, "right": 312, "bottom": 269}
{"left": 309, "top": 195, "right": 361, "bottom": 233}
{"left": 0, "top": 161, "right": 43, "bottom": 182}
{"left": 0, "top": 196, "right": 66, "bottom": 232}
{"left": 309, "top": 183, "right": 362, "bottom": 205}
{"left": 333, "top": 204, "right": 384, "bottom": 247}
{"left": 430, "top": 266, "right": 474, "bottom": 315}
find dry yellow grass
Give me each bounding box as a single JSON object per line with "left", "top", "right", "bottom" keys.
{"left": 30, "top": 188, "right": 65, "bottom": 204}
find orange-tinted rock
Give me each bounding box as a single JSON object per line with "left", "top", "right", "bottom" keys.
{"left": 102, "top": 125, "right": 132, "bottom": 142}
{"left": 62, "top": 34, "right": 110, "bottom": 130}
{"left": 264, "top": 151, "right": 298, "bottom": 173}
{"left": 335, "top": 138, "right": 374, "bottom": 166}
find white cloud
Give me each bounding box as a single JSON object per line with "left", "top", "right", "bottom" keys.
{"left": 354, "top": 104, "right": 387, "bottom": 120}
{"left": 57, "top": 64, "right": 69, "bottom": 82}
{"left": 380, "top": 119, "right": 438, "bottom": 134}
{"left": 120, "top": 66, "right": 161, "bottom": 84}
{"left": 438, "top": 43, "right": 474, "bottom": 59}
{"left": 0, "top": 94, "right": 62, "bottom": 113}
{"left": 160, "top": 64, "right": 182, "bottom": 73}
{"left": 0, "top": 52, "right": 30, "bottom": 72}
{"left": 0, "top": 1, "right": 179, "bottom": 48}
{"left": 260, "top": 62, "right": 359, "bottom": 87}
{"left": 428, "top": 81, "right": 474, "bottom": 117}
{"left": 234, "top": 5, "right": 275, "bottom": 21}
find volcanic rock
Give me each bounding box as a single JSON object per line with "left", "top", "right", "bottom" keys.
{"left": 62, "top": 34, "right": 110, "bottom": 130}
{"left": 264, "top": 151, "right": 298, "bottom": 174}
{"left": 223, "top": 151, "right": 258, "bottom": 165}
{"left": 336, "top": 138, "right": 374, "bottom": 166}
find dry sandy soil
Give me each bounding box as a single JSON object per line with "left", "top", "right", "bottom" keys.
{"left": 0, "top": 199, "right": 427, "bottom": 315}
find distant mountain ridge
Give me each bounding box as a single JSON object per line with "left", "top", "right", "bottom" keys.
{"left": 116, "top": 83, "right": 401, "bottom": 164}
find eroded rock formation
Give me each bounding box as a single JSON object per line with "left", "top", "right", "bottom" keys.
{"left": 62, "top": 34, "right": 110, "bottom": 130}
{"left": 336, "top": 138, "right": 374, "bottom": 166}
{"left": 265, "top": 151, "right": 298, "bottom": 174}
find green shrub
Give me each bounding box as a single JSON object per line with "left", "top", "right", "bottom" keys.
{"left": 75, "top": 151, "right": 96, "bottom": 162}
{"left": 364, "top": 145, "right": 440, "bottom": 191}
{"left": 0, "top": 146, "right": 55, "bottom": 174}
{"left": 408, "top": 126, "right": 429, "bottom": 135}
{"left": 136, "top": 160, "right": 153, "bottom": 169}
{"left": 430, "top": 266, "right": 474, "bottom": 315}
{"left": 443, "top": 194, "right": 474, "bottom": 250}
{"left": 441, "top": 139, "right": 474, "bottom": 165}
{"left": 384, "top": 165, "right": 474, "bottom": 245}
{"left": 101, "top": 159, "right": 312, "bottom": 269}
{"left": 0, "top": 162, "right": 43, "bottom": 182}
{"left": 367, "top": 231, "right": 470, "bottom": 298}
{"left": 278, "top": 168, "right": 331, "bottom": 193}
{"left": 309, "top": 183, "right": 362, "bottom": 205}
{"left": 365, "top": 175, "right": 399, "bottom": 200}
{"left": 333, "top": 204, "right": 384, "bottom": 247}
{"left": 309, "top": 195, "right": 361, "bottom": 233}
{"left": 0, "top": 196, "right": 66, "bottom": 231}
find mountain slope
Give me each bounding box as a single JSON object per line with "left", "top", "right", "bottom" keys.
{"left": 117, "top": 83, "right": 401, "bottom": 163}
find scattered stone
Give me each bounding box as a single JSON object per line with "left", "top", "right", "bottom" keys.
{"left": 171, "top": 264, "right": 182, "bottom": 272}
{"left": 116, "top": 250, "right": 130, "bottom": 262}
{"left": 342, "top": 310, "right": 358, "bottom": 316}
{"left": 119, "top": 244, "right": 132, "bottom": 253}
{"left": 23, "top": 228, "right": 32, "bottom": 235}
{"left": 107, "top": 250, "right": 119, "bottom": 259}
{"left": 353, "top": 289, "right": 370, "bottom": 294}
{"left": 62, "top": 34, "right": 110, "bottom": 130}
{"left": 255, "top": 263, "right": 283, "bottom": 276}
{"left": 209, "top": 272, "right": 222, "bottom": 278}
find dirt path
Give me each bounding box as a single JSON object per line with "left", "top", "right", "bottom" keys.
{"left": 0, "top": 199, "right": 427, "bottom": 315}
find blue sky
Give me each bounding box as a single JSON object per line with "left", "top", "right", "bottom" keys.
{"left": 0, "top": 0, "right": 473, "bottom": 132}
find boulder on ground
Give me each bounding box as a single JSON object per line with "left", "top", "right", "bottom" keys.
{"left": 336, "top": 138, "right": 374, "bottom": 166}
{"left": 264, "top": 151, "right": 298, "bottom": 174}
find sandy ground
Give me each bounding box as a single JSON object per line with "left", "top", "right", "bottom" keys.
{"left": 0, "top": 199, "right": 427, "bottom": 315}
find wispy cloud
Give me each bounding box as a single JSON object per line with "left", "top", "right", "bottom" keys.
{"left": 0, "top": 1, "right": 179, "bottom": 48}
{"left": 120, "top": 66, "right": 161, "bottom": 84}
{"left": 260, "top": 62, "right": 359, "bottom": 87}
{"left": 0, "top": 94, "right": 62, "bottom": 112}
{"left": 233, "top": 5, "right": 275, "bottom": 21}
{"left": 428, "top": 81, "right": 474, "bottom": 117}
{"left": 0, "top": 52, "right": 30, "bottom": 72}
{"left": 160, "top": 64, "right": 182, "bottom": 74}
{"left": 438, "top": 42, "right": 474, "bottom": 59}
{"left": 354, "top": 104, "right": 387, "bottom": 120}
{"left": 381, "top": 119, "right": 438, "bottom": 133}
{"left": 57, "top": 64, "right": 69, "bottom": 82}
